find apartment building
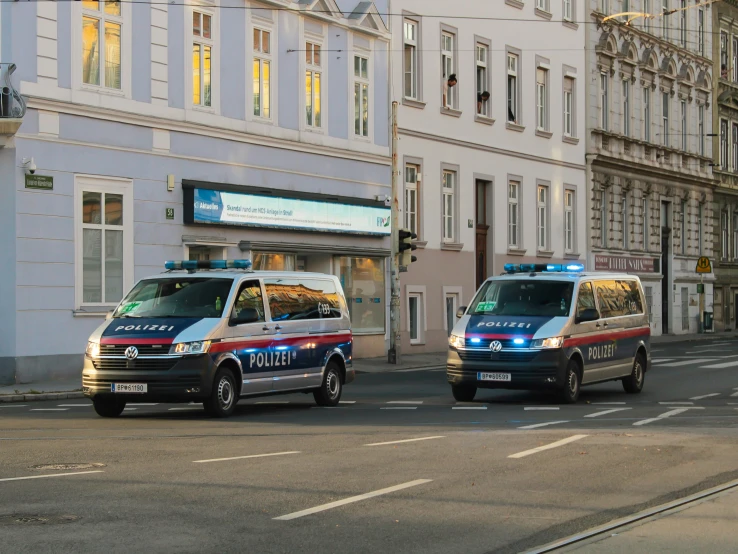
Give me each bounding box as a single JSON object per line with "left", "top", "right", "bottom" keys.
{"left": 586, "top": 0, "right": 716, "bottom": 336}
{"left": 391, "top": 0, "right": 587, "bottom": 352}
{"left": 0, "top": 0, "right": 392, "bottom": 385}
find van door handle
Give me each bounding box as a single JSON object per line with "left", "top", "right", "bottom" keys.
{"left": 274, "top": 325, "right": 282, "bottom": 331}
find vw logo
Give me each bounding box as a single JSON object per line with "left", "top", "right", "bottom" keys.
{"left": 489, "top": 341, "right": 503, "bottom": 353}
{"left": 124, "top": 346, "right": 139, "bottom": 360}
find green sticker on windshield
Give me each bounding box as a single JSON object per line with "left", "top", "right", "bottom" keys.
{"left": 119, "top": 302, "right": 141, "bottom": 314}
{"left": 477, "top": 301, "right": 496, "bottom": 311}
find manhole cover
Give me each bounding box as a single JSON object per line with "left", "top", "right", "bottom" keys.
{"left": 0, "top": 514, "right": 80, "bottom": 526}
{"left": 30, "top": 463, "right": 106, "bottom": 471}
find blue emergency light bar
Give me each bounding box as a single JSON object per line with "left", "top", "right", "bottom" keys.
{"left": 504, "top": 263, "right": 584, "bottom": 274}
{"left": 164, "top": 259, "right": 252, "bottom": 270}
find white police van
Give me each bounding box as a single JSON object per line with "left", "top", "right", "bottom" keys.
{"left": 447, "top": 263, "right": 651, "bottom": 403}
{"left": 83, "top": 260, "right": 354, "bottom": 418}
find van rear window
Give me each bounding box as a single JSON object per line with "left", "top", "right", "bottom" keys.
{"left": 469, "top": 280, "right": 574, "bottom": 317}
{"left": 264, "top": 278, "right": 343, "bottom": 321}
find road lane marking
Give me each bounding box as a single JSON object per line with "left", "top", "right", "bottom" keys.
{"left": 731, "top": 391, "right": 738, "bottom": 397}
{"left": 273, "top": 479, "right": 433, "bottom": 521}
{"left": 702, "top": 360, "right": 738, "bottom": 369}
{"left": 30, "top": 409, "right": 68, "bottom": 411}
{"left": 591, "top": 402, "right": 627, "bottom": 405}
{"left": 585, "top": 408, "right": 632, "bottom": 418}
{"left": 380, "top": 407, "right": 417, "bottom": 410}
{"left": 0, "top": 405, "right": 28, "bottom": 408}
{"left": 651, "top": 359, "right": 676, "bottom": 364}
{"left": 364, "top": 436, "right": 445, "bottom": 447}
{"left": 339, "top": 401, "right": 356, "bottom": 404}
{"left": 689, "top": 393, "right": 720, "bottom": 400}
{"left": 256, "top": 401, "right": 289, "bottom": 404}
{"left": 659, "top": 402, "right": 694, "bottom": 405}
{"left": 518, "top": 421, "right": 569, "bottom": 430}
{"left": 168, "top": 408, "right": 202, "bottom": 411}
{"left": 660, "top": 359, "right": 718, "bottom": 367}
{"left": 0, "top": 471, "right": 104, "bottom": 483}
{"left": 396, "top": 366, "right": 445, "bottom": 372}
{"left": 508, "top": 435, "right": 588, "bottom": 459}
{"left": 524, "top": 407, "right": 560, "bottom": 411}
{"left": 452, "top": 406, "right": 487, "bottom": 410}
{"left": 123, "top": 408, "right": 137, "bottom": 411}
{"left": 193, "top": 451, "right": 300, "bottom": 464}
{"left": 387, "top": 400, "right": 423, "bottom": 404}
{"left": 633, "top": 407, "right": 705, "bottom": 426}
{"left": 57, "top": 404, "right": 91, "bottom": 407}
{"left": 131, "top": 403, "right": 159, "bottom": 406}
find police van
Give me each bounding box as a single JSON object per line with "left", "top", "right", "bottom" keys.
{"left": 447, "top": 264, "right": 651, "bottom": 403}
{"left": 83, "top": 260, "right": 354, "bottom": 418}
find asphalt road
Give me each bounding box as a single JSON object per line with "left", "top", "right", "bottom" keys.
{"left": 2, "top": 338, "right": 738, "bottom": 553}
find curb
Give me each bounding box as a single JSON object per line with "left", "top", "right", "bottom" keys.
{"left": 0, "top": 391, "right": 85, "bottom": 403}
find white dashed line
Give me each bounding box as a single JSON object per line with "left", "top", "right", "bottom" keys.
{"left": 0, "top": 471, "right": 104, "bottom": 483}
{"left": 731, "top": 391, "right": 738, "bottom": 397}
{"left": 591, "top": 402, "right": 627, "bottom": 405}
{"left": 508, "top": 435, "right": 588, "bottom": 459}
{"left": 256, "top": 401, "right": 290, "bottom": 405}
{"left": 193, "top": 451, "right": 300, "bottom": 464}
{"left": 30, "top": 409, "right": 68, "bottom": 412}
{"left": 689, "top": 393, "right": 720, "bottom": 400}
{"left": 339, "top": 401, "right": 356, "bottom": 404}
{"left": 702, "top": 360, "right": 738, "bottom": 369}
{"left": 130, "top": 403, "right": 159, "bottom": 406}
{"left": 524, "top": 407, "right": 560, "bottom": 411}
{"left": 380, "top": 407, "right": 417, "bottom": 410}
{"left": 364, "top": 436, "right": 445, "bottom": 447}
{"left": 57, "top": 404, "right": 92, "bottom": 407}
{"left": 168, "top": 408, "right": 202, "bottom": 411}
{"left": 659, "top": 402, "right": 694, "bottom": 405}
{"left": 0, "top": 405, "right": 28, "bottom": 408}
{"left": 518, "top": 421, "right": 569, "bottom": 430}
{"left": 659, "top": 359, "right": 718, "bottom": 367}
{"left": 123, "top": 408, "right": 138, "bottom": 411}
{"left": 273, "top": 479, "right": 433, "bottom": 520}
{"left": 386, "top": 401, "right": 424, "bottom": 404}
{"left": 452, "top": 406, "right": 487, "bottom": 410}
{"left": 633, "top": 407, "right": 705, "bottom": 427}
{"left": 584, "top": 408, "right": 632, "bottom": 418}
{"left": 651, "top": 359, "right": 676, "bottom": 364}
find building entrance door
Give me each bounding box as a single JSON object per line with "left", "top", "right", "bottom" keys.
{"left": 475, "top": 180, "right": 490, "bottom": 289}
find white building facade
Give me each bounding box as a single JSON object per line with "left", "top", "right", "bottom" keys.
{"left": 391, "top": 0, "right": 587, "bottom": 351}
{"left": 586, "top": 0, "right": 717, "bottom": 336}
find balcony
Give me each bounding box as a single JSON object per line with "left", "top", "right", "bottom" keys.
{"left": 0, "top": 63, "right": 26, "bottom": 146}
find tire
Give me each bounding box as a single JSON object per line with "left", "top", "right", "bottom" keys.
{"left": 203, "top": 368, "right": 238, "bottom": 418}
{"left": 451, "top": 385, "right": 477, "bottom": 402}
{"left": 623, "top": 353, "right": 646, "bottom": 394}
{"left": 92, "top": 397, "right": 126, "bottom": 418}
{"left": 314, "top": 361, "right": 343, "bottom": 407}
{"left": 559, "top": 360, "right": 581, "bottom": 404}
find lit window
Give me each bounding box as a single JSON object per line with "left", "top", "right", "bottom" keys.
{"left": 721, "top": 119, "right": 729, "bottom": 169}
{"left": 354, "top": 55, "right": 369, "bottom": 137}
{"left": 662, "top": 92, "right": 669, "bottom": 147}
{"left": 305, "top": 42, "right": 322, "bottom": 128}
{"left": 698, "top": 105, "right": 705, "bottom": 156}
{"left": 192, "top": 11, "right": 213, "bottom": 107}
{"left": 600, "top": 189, "right": 608, "bottom": 248}
{"left": 622, "top": 193, "right": 629, "bottom": 249}
{"left": 253, "top": 28, "right": 271, "bottom": 118}
{"left": 82, "top": 1, "right": 122, "bottom": 90}
{"left": 681, "top": 101, "right": 687, "bottom": 151}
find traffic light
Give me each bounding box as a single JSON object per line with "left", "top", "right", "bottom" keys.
{"left": 398, "top": 228, "right": 417, "bottom": 266}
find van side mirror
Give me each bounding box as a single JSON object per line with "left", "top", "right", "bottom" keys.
{"left": 230, "top": 307, "right": 260, "bottom": 326}
{"left": 456, "top": 306, "right": 467, "bottom": 319}
{"left": 576, "top": 308, "right": 600, "bottom": 324}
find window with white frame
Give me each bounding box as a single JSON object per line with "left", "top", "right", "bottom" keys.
{"left": 354, "top": 55, "right": 369, "bottom": 137}
{"left": 733, "top": 123, "right": 738, "bottom": 171}
{"left": 305, "top": 41, "right": 322, "bottom": 128}
{"left": 679, "top": 0, "right": 687, "bottom": 48}
{"left": 537, "top": 185, "right": 549, "bottom": 251}
{"left": 441, "top": 31, "right": 455, "bottom": 109}
{"left": 564, "top": 189, "right": 575, "bottom": 254}
{"left": 408, "top": 291, "right": 423, "bottom": 344}
{"left": 508, "top": 181, "right": 520, "bottom": 248}
{"left": 662, "top": 92, "right": 669, "bottom": 147}
{"left": 698, "top": 9, "right": 705, "bottom": 55}
{"left": 698, "top": 104, "right": 705, "bottom": 156}
{"left": 733, "top": 213, "right": 738, "bottom": 259}
{"left": 681, "top": 100, "right": 687, "bottom": 151}
{"left": 643, "top": 86, "right": 651, "bottom": 142}
{"left": 76, "top": 179, "right": 132, "bottom": 308}
{"left": 405, "top": 163, "right": 420, "bottom": 237}
{"left": 563, "top": 0, "right": 572, "bottom": 21}
{"left": 600, "top": 73, "right": 609, "bottom": 130}
{"left": 622, "top": 193, "right": 629, "bottom": 248}
{"left": 681, "top": 200, "right": 687, "bottom": 255}
{"left": 662, "top": 0, "right": 669, "bottom": 41}
{"left": 564, "top": 76, "right": 574, "bottom": 137}
{"left": 622, "top": 79, "right": 630, "bottom": 136}
{"left": 722, "top": 211, "right": 729, "bottom": 259}
{"left": 445, "top": 293, "right": 459, "bottom": 337}
{"left": 253, "top": 27, "right": 271, "bottom": 118}
{"left": 698, "top": 203, "right": 703, "bottom": 254}
{"left": 403, "top": 19, "right": 419, "bottom": 100}
{"left": 642, "top": 196, "right": 649, "bottom": 249}
{"left": 536, "top": 0, "right": 550, "bottom": 12}
{"left": 82, "top": 0, "right": 123, "bottom": 90}
{"left": 192, "top": 10, "right": 213, "bottom": 107}
{"left": 536, "top": 66, "right": 548, "bottom": 131}
{"left": 600, "top": 189, "right": 608, "bottom": 248}
{"left": 476, "top": 43, "right": 489, "bottom": 116}
{"left": 442, "top": 170, "right": 455, "bottom": 243}
{"left": 721, "top": 119, "right": 729, "bottom": 169}
{"left": 507, "top": 53, "right": 519, "bottom": 123}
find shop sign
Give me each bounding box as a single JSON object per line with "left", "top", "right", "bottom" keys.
{"left": 594, "top": 255, "right": 656, "bottom": 273}
{"left": 696, "top": 256, "right": 712, "bottom": 274}
{"left": 189, "top": 188, "right": 391, "bottom": 236}
{"left": 25, "top": 175, "right": 53, "bottom": 190}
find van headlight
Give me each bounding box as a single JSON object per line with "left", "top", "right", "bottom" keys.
{"left": 531, "top": 337, "right": 564, "bottom": 350}
{"left": 85, "top": 341, "right": 100, "bottom": 358}
{"left": 449, "top": 334, "right": 465, "bottom": 349}
{"left": 170, "top": 341, "right": 211, "bottom": 355}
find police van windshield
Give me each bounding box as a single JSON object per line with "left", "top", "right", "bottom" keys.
{"left": 112, "top": 278, "right": 234, "bottom": 319}
{"left": 469, "top": 279, "right": 574, "bottom": 317}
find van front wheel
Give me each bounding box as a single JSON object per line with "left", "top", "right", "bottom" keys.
{"left": 451, "top": 385, "right": 477, "bottom": 402}
{"left": 314, "top": 362, "right": 343, "bottom": 407}
{"left": 92, "top": 397, "right": 126, "bottom": 418}
{"left": 559, "top": 360, "right": 581, "bottom": 404}
{"left": 204, "top": 368, "right": 238, "bottom": 418}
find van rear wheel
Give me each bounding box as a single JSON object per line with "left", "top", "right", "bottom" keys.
{"left": 92, "top": 397, "right": 126, "bottom": 418}
{"left": 451, "top": 385, "right": 476, "bottom": 402}
{"left": 623, "top": 353, "right": 646, "bottom": 394}
{"left": 314, "top": 361, "right": 343, "bottom": 407}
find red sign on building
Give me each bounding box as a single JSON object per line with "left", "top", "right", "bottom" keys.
{"left": 594, "top": 255, "right": 656, "bottom": 273}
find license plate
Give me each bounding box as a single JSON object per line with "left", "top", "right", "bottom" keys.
{"left": 477, "top": 372, "right": 511, "bottom": 382}
{"left": 111, "top": 383, "right": 147, "bottom": 393}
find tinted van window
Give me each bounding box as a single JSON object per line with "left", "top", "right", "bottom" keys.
{"left": 113, "top": 278, "right": 233, "bottom": 319}
{"left": 595, "top": 280, "right": 643, "bottom": 318}
{"left": 576, "top": 282, "right": 596, "bottom": 318}
{"left": 233, "top": 280, "right": 266, "bottom": 322}
{"left": 618, "top": 280, "right": 644, "bottom": 315}
{"left": 264, "top": 278, "right": 342, "bottom": 321}
{"left": 469, "top": 280, "right": 574, "bottom": 317}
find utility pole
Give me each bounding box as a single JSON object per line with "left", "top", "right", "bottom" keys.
{"left": 388, "top": 101, "right": 401, "bottom": 365}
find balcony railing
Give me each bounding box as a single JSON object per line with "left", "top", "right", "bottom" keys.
{"left": 0, "top": 63, "right": 25, "bottom": 119}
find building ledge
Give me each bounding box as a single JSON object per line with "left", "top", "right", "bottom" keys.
{"left": 536, "top": 129, "right": 553, "bottom": 139}
{"left": 440, "top": 107, "right": 462, "bottom": 118}
{"left": 505, "top": 0, "right": 524, "bottom": 9}
{"left": 414, "top": 240, "right": 428, "bottom": 249}
{"left": 506, "top": 122, "right": 525, "bottom": 133}
{"left": 563, "top": 135, "right": 580, "bottom": 145}
{"left": 441, "top": 242, "right": 464, "bottom": 252}
{"left": 536, "top": 250, "right": 555, "bottom": 258}
{"left": 402, "top": 98, "right": 426, "bottom": 110}
{"left": 475, "top": 114, "right": 495, "bottom": 126}
{"left": 507, "top": 248, "right": 527, "bottom": 256}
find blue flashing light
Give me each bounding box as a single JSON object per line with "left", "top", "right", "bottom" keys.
{"left": 209, "top": 260, "right": 228, "bottom": 269}
{"left": 470, "top": 337, "right": 481, "bottom": 344}
{"left": 228, "top": 259, "right": 253, "bottom": 269}
{"left": 275, "top": 346, "right": 289, "bottom": 351}
{"left": 546, "top": 264, "right": 562, "bottom": 272}
{"left": 164, "top": 261, "right": 181, "bottom": 270}
{"left": 503, "top": 262, "right": 586, "bottom": 275}
{"left": 513, "top": 338, "right": 525, "bottom": 345}
{"left": 164, "top": 259, "right": 252, "bottom": 270}
{"left": 504, "top": 263, "right": 520, "bottom": 273}
{"left": 182, "top": 260, "right": 198, "bottom": 270}
{"left": 565, "top": 263, "right": 585, "bottom": 272}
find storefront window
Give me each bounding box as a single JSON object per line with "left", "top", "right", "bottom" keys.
{"left": 253, "top": 253, "right": 295, "bottom": 271}
{"left": 334, "top": 256, "right": 385, "bottom": 334}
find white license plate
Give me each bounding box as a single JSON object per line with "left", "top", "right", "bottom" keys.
{"left": 477, "top": 372, "right": 511, "bottom": 382}
{"left": 111, "top": 383, "right": 147, "bottom": 393}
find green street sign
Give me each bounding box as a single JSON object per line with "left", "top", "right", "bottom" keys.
{"left": 25, "top": 175, "right": 53, "bottom": 190}
{"left": 166, "top": 208, "right": 175, "bottom": 220}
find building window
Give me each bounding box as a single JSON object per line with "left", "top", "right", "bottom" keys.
{"left": 476, "top": 43, "right": 489, "bottom": 116}
{"left": 537, "top": 185, "right": 549, "bottom": 251}
{"left": 733, "top": 123, "right": 738, "bottom": 172}
{"left": 722, "top": 212, "right": 729, "bottom": 259}
{"left": 507, "top": 53, "right": 519, "bottom": 123}
{"left": 564, "top": 189, "right": 575, "bottom": 254}
{"left": 662, "top": 0, "right": 669, "bottom": 41}
{"left": 681, "top": 100, "right": 687, "bottom": 151}
{"left": 305, "top": 42, "right": 322, "bottom": 128}
{"left": 721, "top": 119, "right": 729, "bottom": 169}
{"left": 564, "top": 76, "right": 574, "bottom": 137}
{"left": 75, "top": 178, "right": 132, "bottom": 308}
{"left": 661, "top": 92, "right": 669, "bottom": 147}
{"left": 354, "top": 55, "right": 369, "bottom": 137}
{"left": 82, "top": 0, "right": 123, "bottom": 89}
{"left": 697, "top": 10, "right": 705, "bottom": 55}
{"left": 681, "top": 200, "right": 687, "bottom": 255}
{"left": 622, "top": 79, "right": 630, "bottom": 137}
{"left": 698, "top": 203, "right": 703, "bottom": 255}
{"left": 679, "top": 0, "right": 687, "bottom": 48}
{"left": 442, "top": 170, "right": 455, "bottom": 243}
{"left": 536, "top": 66, "right": 548, "bottom": 131}
{"left": 645, "top": 285, "right": 653, "bottom": 325}
{"left": 563, "top": 0, "right": 572, "bottom": 21}
{"left": 508, "top": 181, "right": 520, "bottom": 248}
{"left": 733, "top": 37, "right": 738, "bottom": 82}
{"left": 698, "top": 104, "right": 705, "bottom": 156}
{"left": 334, "top": 256, "right": 385, "bottom": 334}
{"left": 722, "top": 31, "right": 729, "bottom": 78}
{"left": 445, "top": 292, "right": 459, "bottom": 337}
{"left": 404, "top": 164, "right": 420, "bottom": 237}
{"left": 441, "top": 31, "right": 456, "bottom": 109}
{"left": 600, "top": 189, "right": 608, "bottom": 248}
{"left": 403, "top": 19, "right": 419, "bottom": 100}
{"left": 642, "top": 196, "right": 649, "bottom": 250}
{"left": 253, "top": 27, "right": 271, "bottom": 119}
{"left": 733, "top": 213, "right": 738, "bottom": 259}
{"left": 600, "top": 73, "right": 609, "bottom": 130}
{"left": 643, "top": 86, "right": 651, "bottom": 142}
{"left": 622, "top": 193, "right": 629, "bottom": 249}
{"left": 599, "top": 0, "right": 609, "bottom": 14}
{"left": 192, "top": 10, "right": 213, "bottom": 107}
{"left": 407, "top": 291, "right": 424, "bottom": 344}
{"left": 536, "top": 0, "right": 550, "bottom": 11}
{"left": 644, "top": 0, "right": 651, "bottom": 33}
